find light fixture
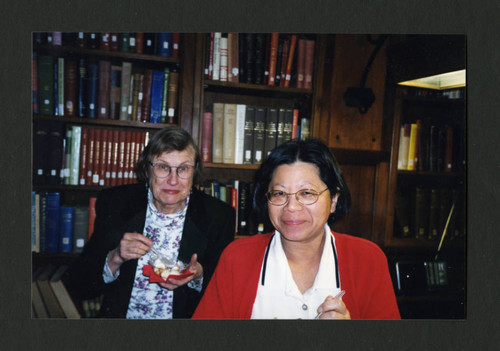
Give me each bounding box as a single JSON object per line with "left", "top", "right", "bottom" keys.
{"left": 397, "top": 69, "right": 466, "bottom": 90}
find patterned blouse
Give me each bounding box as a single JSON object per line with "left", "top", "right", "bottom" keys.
{"left": 103, "top": 187, "right": 202, "bottom": 319}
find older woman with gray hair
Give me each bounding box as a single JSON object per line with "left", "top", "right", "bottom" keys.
{"left": 64, "top": 126, "right": 235, "bottom": 319}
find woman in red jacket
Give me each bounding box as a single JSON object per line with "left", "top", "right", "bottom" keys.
{"left": 193, "top": 138, "right": 400, "bottom": 319}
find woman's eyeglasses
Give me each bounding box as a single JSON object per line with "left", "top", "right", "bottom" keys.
{"left": 150, "top": 162, "right": 194, "bottom": 179}
{"left": 265, "top": 188, "right": 329, "bottom": 206}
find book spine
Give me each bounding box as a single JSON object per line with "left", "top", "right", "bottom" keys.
{"left": 399, "top": 124, "right": 411, "bottom": 170}
{"left": 33, "top": 121, "right": 49, "bottom": 184}
{"left": 276, "top": 108, "right": 286, "bottom": 146}
{"left": 59, "top": 206, "right": 74, "bottom": 253}
{"left": 243, "top": 106, "right": 255, "bottom": 164}
{"left": 47, "top": 122, "right": 64, "bottom": 185}
{"left": 201, "top": 112, "right": 213, "bottom": 163}
{"left": 110, "top": 33, "right": 119, "bottom": 51}
{"left": 131, "top": 73, "right": 144, "bottom": 121}
{"left": 135, "top": 32, "right": 144, "bottom": 54}
{"left": 279, "top": 38, "right": 290, "bottom": 87}
{"left": 86, "top": 62, "right": 98, "bottom": 118}
{"left": 407, "top": 123, "right": 418, "bottom": 170}
{"left": 212, "top": 32, "right": 221, "bottom": 80}
{"left": 110, "top": 130, "right": 120, "bottom": 186}
{"left": 267, "top": 33, "right": 279, "bottom": 86}
{"left": 445, "top": 127, "right": 454, "bottom": 172}
{"left": 414, "top": 187, "right": 429, "bottom": 239}
{"left": 70, "top": 126, "right": 81, "bottom": 185}
{"left": 264, "top": 107, "right": 278, "bottom": 157}
{"left": 234, "top": 104, "right": 246, "bottom": 164}
{"left": 167, "top": 71, "right": 179, "bottom": 124}
{"left": 149, "top": 70, "right": 164, "bottom": 123}
{"left": 291, "top": 109, "right": 299, "bottom": 139}
{"left": 253, "top": 106, "right": 266, "bottom": 164}
{"left": 92, "top": 128, "right": 101, "bottom": 185}
{"left": 78, "top": 127, "right": 88, "bottom": 186}
{"left": 140, "top": 69, "right": 153, "bottom": 123}
{"left": 104, "top": 130, "right": 114, "bottom": 186}
{"left": 119, "top": 62, "right": 132, "bottom": 120}
{"left": 283, "top": 108, "right": 293, "bottom": 142}
{"left": 274, "top": 37, "right": 284, "bottom": 86}
{"left": 296, "top": 39, "right": 306, "bottom": 89}
{"left": 88, "top": 197, "right": 97, "bottom": 239}
{"left": 208, "top": 32, "right": 214, "bottom": 80}
{"left": 237, "top": 181, "right": 250, "bottom": 235}
{"left": 222, "top": 103, "right": 237, "bottom": 164}
{"left": 243, "top": 33, "right": 254, "bottom": 84}
{"left": 64, "top": 60, "right": 77, "bottom": 117}
{"left": 172, "top": 32, "right": 180, "bottom": 58}
{"left": 77, "top": 58, "right": 87, "bottom": 118}
{"left": 428, "top": 188, "right": 440, "bottom": 240}
{"left": 254, "top": 33, "right": 266, "bottom": 85}
{"left": 45, "top": 192, "right": 61, "bottom": 253}
{"left": 119, "top": 33, "right": 130, "bottom": 52}
{"left": 38, "top": 55, "right": 54, "bottom": 116}
{"left": 284, "top": 35, "right": 298, "bottom": 88}
{"left": 109, "top": 65, "right": 122, "bottom": 120}
{"left": 97, "top": 60, "right": 111, "bottom": 118}
{"left": 227, "top": 33, "right": 239, "bottom": 82}
{"left": 300, "top": 118, "right": 310, "bottom": 140}
{"left": 86, "top": 128, "right": 95, "bottom": 185}
{"left": 57, "top": 57, "right": 65, "bottom": 116}
{"left": 157, "top": 32, "right": 173, "bottom": 57}
{"left": 100, "top": 32, "right": 111, "bottom": 51}
{"left": 99, "top": 128, "right": 108, "bottom": 186}
{"left": 211, "top": 103, "right": 225, "bottom": 163}
{"left": 160, "top": 68, "right": 170, "bottom": 123}
{"left": 219, "top": 36, "right": 228, "bottom": 82}
{"left": 304, "top": 39, "right": 315, "bottom": 90}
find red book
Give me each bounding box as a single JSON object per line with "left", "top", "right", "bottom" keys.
{"left": 123, "top": 131, "right": 132, "bottom": 184}
{"left": 97, "top": 60, "right": 111, "bottom": 118}
{"left": 92, "top": 128, "right": 102, "bottom": 185}
{"left": 135, "top": 32, "right": 144, "bottom": 54}
{"left": 283, "top": 35, "right": 297, "bottom": 88}
{"left": 208, "top": 32, "right": 214, "bottom": 80}
{"left": 267, "top": 33, "right": 279, "bottom": 86}
{"left": 140, "top": 69, "right": 153, "bottom": 122}
{"left": 88, "top": 197, "right": 97, "bottom": 239}
{"left": 201, "top": 111, "right": 213, "bottom": 163}
{"left": 86, "top": 128, "right": 95, "bottom": 185}
{"left": 64, "top": 59, "right": 77, "bottom": 117}
{"left": 304, "top": 39, "right": 315, "bottom": 90}
{"left": 105, "top": 130, "right": 114, "bottom": 186}
{"left": 100, "top": 33, "right": 111, "bottom": 50}
{"left": 110, "top": 130, "right": 120, "bottom": 186}
{"left": 296, "top": 39, "right": 306, "bottom": 88}
{"left": 279, "top": 38, "right": 290, "bottom": 87}
{"left": 291, "top": 109, "right": 299, "bottom": 139}
{"left": 117, "top": 130, "right": 126, "bottom": 185}
{"left": 79, "top": 127, "right": 89, "bottom": 186}
{"left": 172, "top": 33, "right": 180, "bottom": 58}
{"left": 99, "top": 129, "right": 108, "bottom": 186}
{"left": 127, "top": 131, "right": 136, "bottom": 184}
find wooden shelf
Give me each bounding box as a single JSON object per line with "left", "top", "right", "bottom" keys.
{"left": 33, "top": 44, "right": 180, "bottom": 65}
{"left": 203, "top": 163, "right": 259, "bottom": 170}
{"left": 33, "top": 115, "right": 174, "bottom": 130}
{"left": 204, "top": 79, "right": 313, "bottom": 95}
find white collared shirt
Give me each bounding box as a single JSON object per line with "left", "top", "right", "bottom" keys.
{"left": 251, "top": 224, "right": 342, "bottom": 319}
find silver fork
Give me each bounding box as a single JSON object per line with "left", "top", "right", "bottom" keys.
{"left": 314, "top": 290, "right": 346, "bottom": 319}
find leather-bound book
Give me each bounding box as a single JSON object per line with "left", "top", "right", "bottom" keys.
{"left": 166, "top": 70, "right": 179, "bottom": 124}
{"left": 109, "top": 65, "right": 122, "bottom": 120}
{"left": 140, "top": 69, "right": 153, "bottom": 122}
{"left": 97, "top": 60, "right": 111, "bottom": 119}
{"left": 64, "top": 60, "right": 78, "bottom": 117}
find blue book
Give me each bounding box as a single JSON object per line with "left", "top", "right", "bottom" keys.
{"left": 59, "top": 206, "right": 74, "bottom": 253}
{"left": 149, "top": 70, "right": 164, "bottom": 123}
{"left": 32, "top": 52, "right": 39, "bottom": 114}
{"left": 31, "top": 191, "right": 37, "bottom": 251}
{"left": 86, "top": 62, "right": 99, "bottom": 118}
{"left": 212, "top": 180, "right": 221, "bottom": 199}
{"left": 44, "top": 192, "right": 61, "bottom": 253}
{"left": 39, "top": 192, "right": 47, "bottom": 252}
{"left": 157, "top": 32, "right": 173, "bottom": 56}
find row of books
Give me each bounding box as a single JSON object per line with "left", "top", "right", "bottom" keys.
{"left": 397, "top": 120, "right": 460, "bottom": 172}
{"left": 205, "top": 33, "right": 315, "bottom": 89}
{"left": 33, "top": 53, "right": 179, "bottom": 123}
{"left": 201, "top": 103, "right": 310, "bottom": 165}
{"left": 399, "top": 86, "right": 465, "bottom": 100}
{"left": 395, "top": 260, "right": 448, "bottom": 292}
{"left": 33, "top": 121, "right": 148, "bottom": 186}
{"left": 32, "top": 264, "right": 81, "bottom": 318}
{"left": 393, "top": 187, "right": 465, "bottom": 240}
{"left": 31, "top": 191, "right": 96, "bottom": 254}
{"left": 34, "top": 32, "right": 180, "bottom": 58}
{"left": 199, "top": 179, "right": 264, "bottom": 237}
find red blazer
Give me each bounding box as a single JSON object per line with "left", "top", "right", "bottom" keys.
{"left": 193, "top": 231, "right": 400, "bottom": 319}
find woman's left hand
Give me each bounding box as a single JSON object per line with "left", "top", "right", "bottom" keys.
{"left": 316, "top": 294, "right": 351, "bottom": 319}
{"left": 157, "top": 253, "right": 203, "bottom": 290}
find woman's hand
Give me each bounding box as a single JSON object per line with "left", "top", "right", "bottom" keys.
{"left": 158, "top": 253, "right": 203, "bottom": 290}
{"left": 107, "top": 232, "right": 153, "bottom": 274}
{"left": 316, "top": 294, "right": 351, "bottom": 320}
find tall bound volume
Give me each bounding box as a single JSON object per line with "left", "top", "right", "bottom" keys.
{"left": 253, "top": 106, "right": 266, "bottom": 164}
{"left": 119, "top": 62, "right": 132, "bottom": 120}
{"left": 276, "top": 108, "right": 286, "bottom": 146}
{"left": 109, "top": 65, "right": 122, "bottom": 120}
{"left": 64, "top": 60, "right": 77, "bottom": 117}
{"left": 59, "top": 206, "right": 74, "bottom": 253}
{"left": 97, "top": 60, "right": 111, "bottom": 118}
{"left": 167, "top": 71, "right": 179, "bottom": 124}
{"left": 222, "top": 103, "right": 237, "bottom": 164}
{"left": 73, "top": 206, "right": 89, "bottom": 253}
{"left": 160, "top": 68, "right": 170, "bottom": 123}
{"left": 38, "top": 55, "right": 54, "bottom": 116}
{"left": 211, "top": 103, "right": 225, "bottom": 163}
{"left": 201, "top": 111, "right": 213, "bottom": 163}
{"left": 140, "top": 69, "right": 153, "bottom": 122}
{"left": 243, "top": 106, "right": 256, "bottom": 164}
{"left": 45, "top": 192, "right": 61, "bottom": 253}
{"left": 86, "top": 61, "right": 98, "bottom": 118}
{"left": 149, "top": 70, "right": 164, "bottom": 123}
{"left": 234, "top": 104, "right": 246, "bottom": 164}
{"left": 264, "top": 108, "right": 278, "bottom": 157}
{"left": 304, "top": 39, "right": 315, "bottom": 90}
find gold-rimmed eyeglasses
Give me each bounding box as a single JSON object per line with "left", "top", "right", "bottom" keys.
{"left": 150, "top": 162, "right": 195, "bottom": 179}
{"left": 265, "top": 188, "right": 330, "bottom": 206}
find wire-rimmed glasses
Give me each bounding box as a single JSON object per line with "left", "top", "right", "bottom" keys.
{"left": 150, "top": 162, "right": 195, "bottom": 179}
{"left": 266, "top": 188, "right": 330, "bottom": 206}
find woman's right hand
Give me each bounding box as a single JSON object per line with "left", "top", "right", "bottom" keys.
{"left": 107, "top": 232, "right": 153, "bottom": 274}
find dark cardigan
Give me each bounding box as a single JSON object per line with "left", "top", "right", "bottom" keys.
{"left": 63, "top": 183, "right": 235, "bottom": 318}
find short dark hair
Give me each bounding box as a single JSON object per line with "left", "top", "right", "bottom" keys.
{"left": 135, "top": 126, "right": 203, "bottom": 185}
{"left": 253, "top": 138, "right": 351, "bottom": 226}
